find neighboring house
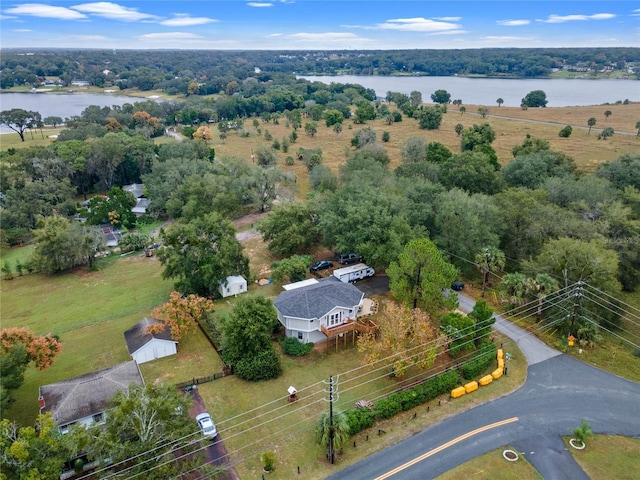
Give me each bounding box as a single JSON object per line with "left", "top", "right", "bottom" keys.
{"left": 98, "top": 224, "right": 122, "bottom": 247}
{"left": 38, "top": 361, "right": 144, "bottom": 434}
{"left": 219, "top": 275, "right": 248, "bottom": 298}
{"left": 273, "top": 276, "right": 365, "bottom": 344}
{"left": 124, "top": 317, "right": 178, "bottom": 364}
{"left": 123, "top": 183, "right": 150, "bottom": 216}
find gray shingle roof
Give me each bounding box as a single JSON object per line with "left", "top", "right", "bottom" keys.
{"left": 273, "top": 276, "right": 364, "bottom": 319}
{"left": 39, "top": 361, "right": 144, "bottom": 426}
{"left": 124, "top": 317, "right": 175, "bottom": 355}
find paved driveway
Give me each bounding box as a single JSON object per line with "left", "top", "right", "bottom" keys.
{"left": 354, "top": 275, "right": 390, "bottom": 296}
{"left": 187, "top": 387, "right": 240, "bottom": 480}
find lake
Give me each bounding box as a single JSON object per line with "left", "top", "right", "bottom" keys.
{"left": 0, "top": 92, "right": 157, "bottom": 133}
{"left": 298, "top": 75, "right": 639, "bottom": 107}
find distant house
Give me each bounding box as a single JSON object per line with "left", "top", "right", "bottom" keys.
{"left": 124, "top": 317, "right": 178, "bottom": 364}
{"left": 38, "top": 361, "right": 144, "bottom": 434}
{"left": 273, "top": 276, "right": 365, "bottom": 344}
{"left": 219, "top": 275, "right": 248, "bottom": 298}
{"left": 98, "top": 224, "right": 122, "bottom": 247}
{"left": 123, "top": 183, "right": 150, "bottom": 216}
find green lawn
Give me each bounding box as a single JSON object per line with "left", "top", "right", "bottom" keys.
{"left": 1, "top": 255, "right": 173, "bottom": 425}
{"left": 566, "top": 435, "right": 640, "bottom": 480}
{"left": 437, "top": 446, "right": 543, "bottom": 480}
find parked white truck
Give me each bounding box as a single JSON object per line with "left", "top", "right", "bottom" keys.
{"left": 332, "top": 263, "right": 375, "bottom": 283}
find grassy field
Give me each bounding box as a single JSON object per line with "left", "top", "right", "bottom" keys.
{"left": 566, "top": 435, "right": 640, "bottom": 480}
{"left": 437, "top": 434, "right": 640, "bottom": 479}
{"left": 211, "top": 103, "right": 640, "bottom": 180}
{"left": 0, "top": 128, "right": 64, "bottom": 149}
{"left": 1, "top": 255, "right": 173, "bottom": 425}
{"left": 437, "top": 446, "right": 543, "bottom": 480}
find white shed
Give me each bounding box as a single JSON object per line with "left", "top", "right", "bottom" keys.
{"left": 124, "top": 318, "right": 178, "bottom": 364}
{"left": 219, "top": 275, "right": 248, "bottom": 298}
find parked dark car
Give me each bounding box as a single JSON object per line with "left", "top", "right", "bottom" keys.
{"left": 337, "top": 253, "right": 363, "bottom": 265}
{"left": 310, "top": 260, "right": 333, "bottom": 272}
{"left": 451, "top": 280, "right": 465, "bottom": 291}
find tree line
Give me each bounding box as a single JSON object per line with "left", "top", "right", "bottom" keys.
{"left": 2, "top": 47, "right": 638, "bottom": 92}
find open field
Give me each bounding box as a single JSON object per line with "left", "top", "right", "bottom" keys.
{"left": 566, "top": 435, "right": 640, "bottom": 480}
{"left": 211, "top": 103, "right": 640, "bottom": 180}
{"left": 1, "top": 254, "right": 173, "bottom": 425}
{"left": 0, "top": 128, "right": 64, "bottom": 149}
{"left": 437, "top": 445, "right": 543, "bottom": 480}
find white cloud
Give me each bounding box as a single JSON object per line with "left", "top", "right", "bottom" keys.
{"left": 160, "top": 14, "right": 217, "bottom": 27}
{"left": 247, "top": 2, "right": 273, "bottom": 7}
{"left": 13, "top": 28, "right": 32, "bottom": 32}
{"left": 285, "top": 32, "right": 375, "bottom": 45}
{"left": 71, "top": 2, "right": 158, "bottom": 22}
{"left": 0, "top": 14, "right": 17, "bottom": 20}
{"left": 4, "top": 3, "right": 87, "bottom": 20}
{"left": 433, "top": 17, "right": 461, "bottom": 22}
{"left": 429, "top": 29, "right": 468, "bottom": 36}
{"left": 540, "top": 13, "right": 615, "bottom": 23}
{"left": 265, "top": 33, "right": 283, "bottom": 37}
{"left": 483, "top": 36, "right": 537, "bottom": 42}
{"left": 375, "top": 17, "right": 461, "bottom": 33}
{"left": 70, "top": 34, "right": 108, "bottom": 41}
{"left": 138, "top": 32, "right": 202, "bottom": 40}
{"left": 630, "top": 9, "right": 640, "bottom": 17}
{"left": 497, "top": 19, "right": 530, "bottom": 26}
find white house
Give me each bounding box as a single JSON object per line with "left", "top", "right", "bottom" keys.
{"left": 219, "top": 275, "right": 248, "bottom": 298}
{"left": 273, "top": 276, "right": 365, "bottom": 344}
{"left": 38, "top": 361, "right": 144, "bottom": 434}
{"left": 124, "top": 317, "right": 178, "bottom": 364}
{"left": 123, "top": 183, "right": 150, "bottom": 216}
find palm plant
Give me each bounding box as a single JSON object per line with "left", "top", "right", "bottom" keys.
{"left": 315, "top": 411, "right": 350, "bottom": 452}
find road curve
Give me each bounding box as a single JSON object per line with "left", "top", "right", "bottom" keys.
{"left": 325, "top": 293, "right": 640, "bottom": 480}
{"left": 456, "top": 293, "right": 561, "bottom": 365}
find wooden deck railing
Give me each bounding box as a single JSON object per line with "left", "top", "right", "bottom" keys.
{"left": 320, "top": 318, "right": 378, "bottom": 338}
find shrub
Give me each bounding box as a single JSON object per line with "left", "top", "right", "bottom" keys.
{"left": 382, "top": 131, "right": 390, "bottom": 142}
{"left": 264, "top": 130, "right": 273, "bottom": 141}
{"left": 559, "top": 125, "right": 573, "bottom": 137}
{"left": 261, "top": 451, "right": 275, "bottom": 472}
{"left": 234, "top": 348, "right": 282, "bottom": 381}
{"left": 345, "top": 408, "right": 375, "bottom": 434}
{"left": 284, "top": 156, "right": 295, "bottom": 166}
{"left": 373, "top": 396, "right": 402, "bottom": 419}
{"left": 280, "top": 337, "right": 314, "bottom": 356}
{"left": 460, "top": 342, "right": 497, "bottom": 380}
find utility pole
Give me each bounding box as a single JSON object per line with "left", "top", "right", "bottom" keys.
{"left": 482, "top": 247, "right": 490, "bottom": 297}
{"left": 328, "top": 375, "right": 335, "bottom": 465}
{"left": 569, "top": 281, "right": 584, "bottom": 335}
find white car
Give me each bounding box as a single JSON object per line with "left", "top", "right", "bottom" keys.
{"left": 195, "top": 412, "right": 217, "bottom": 439}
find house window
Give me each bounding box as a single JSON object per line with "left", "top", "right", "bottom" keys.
{"left": 93, "top": 413, "right": 105, "bottom": 424}
{"left": 328, "top": 312, "right": 341, "bottom": 327}
{"left": 59, "top": 422, "right": 76, "bottom": 435}
{"left": 297, "top": 331, "right": 303, "bottom": 340}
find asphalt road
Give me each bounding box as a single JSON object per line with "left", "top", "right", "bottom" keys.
{"left": 326, "top": 292, "right": 640, "bottom": 480}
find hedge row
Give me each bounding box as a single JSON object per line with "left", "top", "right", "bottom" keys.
{"left": 345, "top": 370, "right": 460, "bottom": 435}
{"left": 460, "top": 342, "right": 498, "bottom": 380}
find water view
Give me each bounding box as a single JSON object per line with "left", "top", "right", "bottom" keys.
{"left": 299, "top": 75, "right": 639, "bottom": 107}
{"left": 0, "top": 92, "right": 153, "bottom": 120}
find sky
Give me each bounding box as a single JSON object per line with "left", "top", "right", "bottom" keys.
{"left": 0, "top": 1, "right": 639, "bottom": 50}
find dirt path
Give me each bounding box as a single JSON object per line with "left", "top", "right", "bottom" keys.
{"left": 233, "top": 212, "right": 269, "bottom": 242}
